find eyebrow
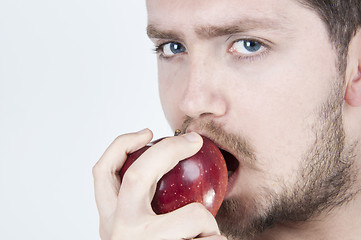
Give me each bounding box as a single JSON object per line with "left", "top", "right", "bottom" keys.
{"left": 147, "top": 18, "right": 289, "bottom": 41}
{"left": 147, "top": 24, "right": 184, "bottom": 40}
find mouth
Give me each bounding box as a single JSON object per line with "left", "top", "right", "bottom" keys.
{"left": 220, "top": 148, "right": 240, "bottom": 179}
{"left": 218, "top": 147, "right": 240, "bottom": 197}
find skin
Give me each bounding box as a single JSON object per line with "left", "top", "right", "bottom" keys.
{"left": 93, "top": 0, "right": 361, "bottom": 239}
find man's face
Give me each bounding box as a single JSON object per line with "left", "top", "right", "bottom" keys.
{"left": 147, "top": 0, "right": 355, "bottom": 238}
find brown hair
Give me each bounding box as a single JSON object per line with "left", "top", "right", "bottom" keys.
{"left": 298, "top": 0, "right": 361, "bottom": 73}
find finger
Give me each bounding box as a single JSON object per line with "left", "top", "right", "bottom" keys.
{"left": 152, "top": 202, "right": 221, "bottom": 240}
{"left": 93, "top": 128, "right": 153, "bottom": 216}
{"left": 118, "top": 132, "right": 203, "bottom": 215}
{"left": 95, "top": 128, "right": 153, "bottom": 173}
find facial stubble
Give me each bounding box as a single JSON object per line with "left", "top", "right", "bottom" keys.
{"left": 180, "top": 74, "right": 358, "bottom": 239}
{"left": 215, "top": 77, "right": 358, "bottom": 239}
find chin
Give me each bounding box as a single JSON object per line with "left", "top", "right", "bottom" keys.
{"left": 216, "top": 193, "right": 271, "bottom": 239}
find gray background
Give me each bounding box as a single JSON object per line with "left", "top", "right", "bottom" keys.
{"left": 0, "top": 1, "right": 170, "bottom": 239}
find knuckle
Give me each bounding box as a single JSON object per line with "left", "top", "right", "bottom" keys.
{"left": 121, "top": 168, "right": 145, "bottom": 188}
{"left": 155, "top": 137, "right": 185, "bottom": 157}
{"left": 110, "top": 134, "right": 130, "bottom": 151}
{"left": 114, "top": 134, "right": 125, "bottom": 143}
{"left": 158, "top": 136, "right": 178, "bottom": 148}
{"left": 92, "top": 161, "right": 104, "bottom": 178}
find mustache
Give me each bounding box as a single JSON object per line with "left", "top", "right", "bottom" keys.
{"left": 180, "top": 117, "right": 257, "bottom": 168}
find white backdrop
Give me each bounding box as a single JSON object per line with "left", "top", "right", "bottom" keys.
{"left": 0, "top": 1, "right": 171, "bottom": 239}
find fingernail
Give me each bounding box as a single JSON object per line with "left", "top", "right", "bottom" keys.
{"left": 183, "top": 132, "right": 200, "bottom": 142}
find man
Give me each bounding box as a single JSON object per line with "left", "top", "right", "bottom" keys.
{"left": 93, "top": 0, "right": 361, "bottom": 239}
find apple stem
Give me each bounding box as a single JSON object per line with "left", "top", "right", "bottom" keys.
{"left": 174, "top": 129, "right": 182, "bottom": 136}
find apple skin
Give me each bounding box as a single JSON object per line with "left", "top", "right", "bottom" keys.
{"left": 119, "top": 136, "right": 228, "bottom": 217}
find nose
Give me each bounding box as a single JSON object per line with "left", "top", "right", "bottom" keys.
{"left": 178, "top": 57, "right": 227, "bottom": 119}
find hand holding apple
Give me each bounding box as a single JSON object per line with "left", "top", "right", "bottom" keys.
{"left": 94, "top": 129, "right": 226, "bottom": 239}
{"left": 120, "top": 130, "right": 228, "bottom": 216}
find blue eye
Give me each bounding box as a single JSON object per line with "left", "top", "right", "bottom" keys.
{"left": 231, "top": 39, "right": 264, "bottom": 55}
{"left": 157, "top": 42, "right": 187, "bottom": 57}
{"left": 243, "top": 40, "right": 262, "bottom": 52}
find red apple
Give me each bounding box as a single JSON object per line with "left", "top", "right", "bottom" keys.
{"left": 119, "top": 134, "right": 228, "bottom": 216}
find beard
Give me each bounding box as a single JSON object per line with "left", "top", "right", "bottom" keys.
{"left": 181, "top": 76, "right": 358, "bottom": 239}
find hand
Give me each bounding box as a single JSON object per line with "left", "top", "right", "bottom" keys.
{"left": 93, "top": 129, "right": 227, "bottom": 240}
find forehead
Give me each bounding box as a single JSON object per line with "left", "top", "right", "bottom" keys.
{"left": 146, "top": 0, "right": 314, "bottom": 30}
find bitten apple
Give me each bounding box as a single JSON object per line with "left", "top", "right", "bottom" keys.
{"left": 119, "top": 133, "right": 228, "bottom": 216}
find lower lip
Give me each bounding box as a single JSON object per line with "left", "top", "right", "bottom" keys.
{"left": 225, "top": 167, "right": 239, "bottom": 197}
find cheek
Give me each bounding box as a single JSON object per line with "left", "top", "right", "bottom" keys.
{"left": 158, "top": 63, "right": 185, "bottom": 130}
{"left": 228, "top": 47, "right": 338, "bottom": 179}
